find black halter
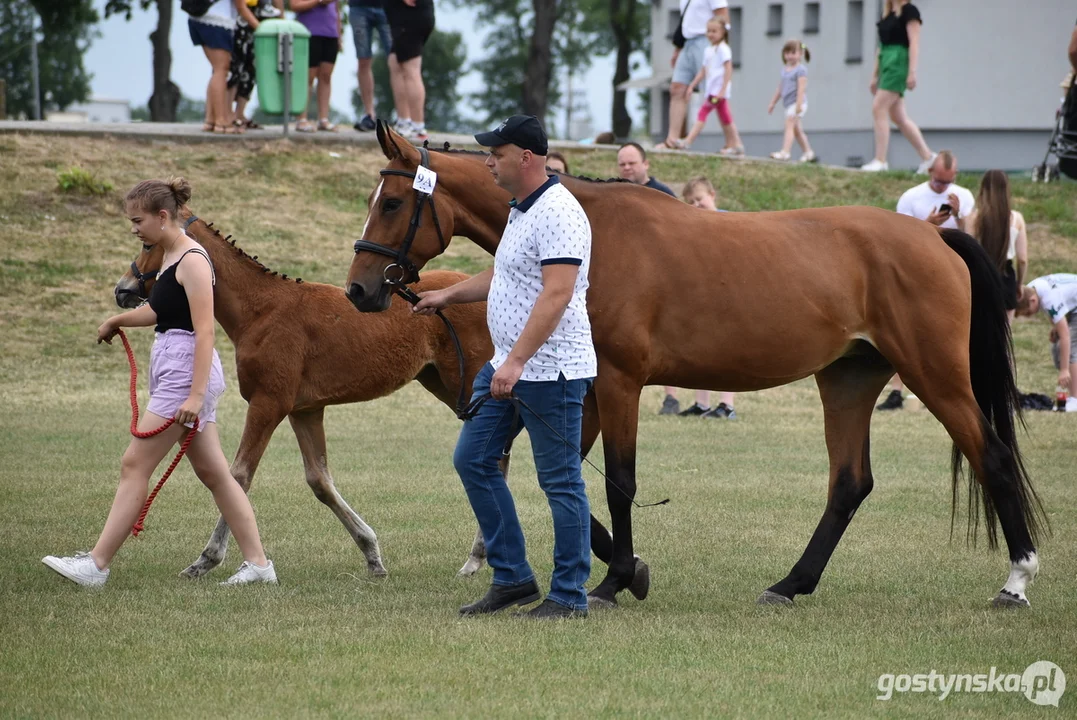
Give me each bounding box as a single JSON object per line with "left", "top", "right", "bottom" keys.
{"left": 353, "top": 147, "right": 446, "bottom": 286}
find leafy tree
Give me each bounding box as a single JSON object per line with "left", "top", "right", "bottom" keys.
{"left": 104, "top": 0, "right": 180, "bottom": 122}
{"left": 0, "top": 1, "right": 98, "bottom": 119}
{"left": 350, "top": 27, "right": 468, "bottom": 133}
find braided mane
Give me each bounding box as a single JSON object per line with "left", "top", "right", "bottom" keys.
{"left": 198, "top": 220, "right": 304, "bottom": 284}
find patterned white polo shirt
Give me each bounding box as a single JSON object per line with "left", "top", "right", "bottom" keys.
{"left": 488, "top": 175, "right": 597, "bottom": 381}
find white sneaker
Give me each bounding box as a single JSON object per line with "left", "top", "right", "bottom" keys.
{"left": 861, "top": 158, "right": 889, "bottom": 172}
{"left": 42, "top": 552, "right": 109, "bottom": 587}
{"left": 220, "top": 560, "right": 278, "bottom": 586}
{"left": 1066, "top": 397, "right": 1077, "bottom": 413}
{"left": 393, "top": 119, "right": 414, "bottom": 138}
{"left": 916, "top": 152, "right": 938, "bottom": 175}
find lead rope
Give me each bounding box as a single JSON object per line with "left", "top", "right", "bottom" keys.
{"left": 117, "top": 330, "right": 198, "bottom": 536}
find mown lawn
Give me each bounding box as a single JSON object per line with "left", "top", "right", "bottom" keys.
{"left": 1, "top": 134, "right": 1074, "bottom": 717}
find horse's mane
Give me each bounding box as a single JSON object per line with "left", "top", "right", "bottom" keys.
{"left": 422, "top": 140, "right": 630, "bottom": 186}
{"left": 195, "top": 218, "right": 304, "bottom": 285}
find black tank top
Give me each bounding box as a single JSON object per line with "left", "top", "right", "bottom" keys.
{"left": 148, "top": 249, "right": 214, "bottom": 333}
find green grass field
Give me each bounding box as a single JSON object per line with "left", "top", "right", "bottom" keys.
{"left": 1, "top": 134, "right": 1075, "bottom": 717}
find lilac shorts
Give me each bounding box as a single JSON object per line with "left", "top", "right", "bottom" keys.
{"left": 147, "top": 330, "right": 226, "bottom": 432}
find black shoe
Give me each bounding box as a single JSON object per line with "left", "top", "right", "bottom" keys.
{"left": 876, "top": 389, "right": 904, "bottom": 411}
{"left": 678, "top": 402, "right": 710, "bottom": 416}
{"left": 459, "top": 580, "right": 541, "bottom": 615}
{"left": 658, "top": 395, "right": 680, "bottom": 415}
{"left": 355, "top": 114, "right": 377, "bottom": 132}
{"left": 517, "top": 598, "right": 587, "bottom": 619}
{"left": 702, "top": 402, "right": 735, "bottom": 419}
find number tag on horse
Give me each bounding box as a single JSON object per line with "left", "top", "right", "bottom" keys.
{"left": 413, "top": 166, "right": 437, "bottom": 195}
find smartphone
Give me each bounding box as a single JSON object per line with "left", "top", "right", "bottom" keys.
{"left": 939, "top": 203, "right": 953, "bottom": 214}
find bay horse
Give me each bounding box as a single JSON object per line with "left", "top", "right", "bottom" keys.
{"left": 114, "top": 209, "right": 499, "bottom": 579}
{"left": 344, "top": 124, "right": 1047, "bottom": 609}
{"left": 116, "top": 210, "right": 650, "bottom": 591}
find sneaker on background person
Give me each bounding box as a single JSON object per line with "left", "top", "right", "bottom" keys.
{"left": 659, "top": 395, "right": 681, "bottom": 415}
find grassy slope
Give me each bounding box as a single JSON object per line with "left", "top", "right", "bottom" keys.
{"left": 1, "top": 134, "right": 1075, "bottom": 717}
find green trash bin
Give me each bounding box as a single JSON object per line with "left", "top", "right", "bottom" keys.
{"left": 254, "top": 19, "right": 311, "bottom": 116}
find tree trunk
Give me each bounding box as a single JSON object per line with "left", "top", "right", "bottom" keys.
{"left": 521, "top": 0, "right": 557, "bottom": 126}
{"left": 148, "top": 0, "right": 179, "bottom": 122}
{"left": 609, "top": 0, "right": 635, "bottom": 139}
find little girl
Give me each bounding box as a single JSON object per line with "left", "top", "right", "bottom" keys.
{"left": 767, "top": 40, "right": 816, "bottom": 162}
{"left": 42, "top": 177, "right": 277, "bottom": 588}
{"left": 682, "top": 17, "right": 743, "bottom": 157}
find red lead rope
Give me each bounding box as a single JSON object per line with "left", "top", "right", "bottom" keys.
{"left": 117, "top": 329, "right": 198, "bottom": 537}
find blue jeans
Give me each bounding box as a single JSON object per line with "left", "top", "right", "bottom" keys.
{"left": 349, "top": 4, "right": 391, "bottom": 59}
{"left": 453, "top": 363, "right": 593, "bottom": 611}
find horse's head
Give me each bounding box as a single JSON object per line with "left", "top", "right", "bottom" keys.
{"left": 114, "top": 237, "right": 166, "bottom": 308}
{"left": 346, "top": 122, "right": 459, "bottom": 313}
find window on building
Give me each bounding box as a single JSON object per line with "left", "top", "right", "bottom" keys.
{"left": 767, "top": 4, "right": 783, "bottom": 36}
{"left": 804, "top": 2, "right": 820, "bottom": 33}
{"left": 729, "top": 6, "right": 743, "bottom": 67}
{"left": 667, "top": 8, "right": 680, "bottom": 40}
{"left": 846, "top": 0, "right": 863, "bottom": 63}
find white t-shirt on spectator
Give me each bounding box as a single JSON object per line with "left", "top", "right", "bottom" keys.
{"left": 681, "top": 0, "right": 729, "bottom": 39}
{"left": 703, "top": 42, "right": 733, "bottom": 97}
{"left": 895, "top": 181, "right": 975, "bottom": 231}
{"left": 1029, "top": 274, "right": 1077, "bottom": 325}
{"left": 487, "top": 176, "right": 597, "bottom": 381}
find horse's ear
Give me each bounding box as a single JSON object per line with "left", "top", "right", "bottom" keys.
{"left": 379, "top": 122, "right": 422, "bottom": 166}
{"left": 376, "top": 120, "right": 392, "bottom": 159}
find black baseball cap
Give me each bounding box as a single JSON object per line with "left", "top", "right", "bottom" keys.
{"left": 474, "top": 115, "right": 548, "bottom": 156}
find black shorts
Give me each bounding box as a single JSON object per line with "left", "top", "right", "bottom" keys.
{"left": 385, "top": 0, "right": 435, "bottom": 63}
{"left": 1001, "top": 260, "right": 1018, "bottom": 311}
{"left": 308, "top": 35, "right": 339, "bottom": 68}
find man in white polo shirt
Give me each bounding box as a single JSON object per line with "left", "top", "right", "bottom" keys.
{"left": 878, "top": 149, "right": 976, "bottom": 411}
{"left": 414, "top": 115, "right": 596, "bottom": 619}
{"left": 659, "top": 0, "right": 730, "bottom": 150}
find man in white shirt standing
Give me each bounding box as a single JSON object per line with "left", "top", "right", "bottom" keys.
{"left": 414, "top": 115, "right": 597, "bottom": 619}
{"left": 878, "top": 149, "right": 976, "bottom": 410}
{"left": 658, "top": 0, "right": 730, "bottom": 150}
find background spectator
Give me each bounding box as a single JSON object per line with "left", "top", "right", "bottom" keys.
{"left": 617, "top": 143, "right": 676, "bottom": 196}
{"left": 767, "top": 40, "right": 814, "bottom": 163}
{"left": 188, "top": 0, "right": 238, "bottom": 134}
{"left": 546, "top": 151, "right": 569, "bottom": 175}
{"left": 227, "top": 0, "right": 281, "bottom": 131}
{"left": 878, "top": 150, "right": 974, "bottom": 410}
{"left": 862, "top": 0, "right": 935, "bottom": 172}
{"left": 1017, "top": 274, "right": 1077, "bottom": 411}
{"left": 681, "top": 17, "right": 743, "bottom": 156}
{"left": 385, "top": 0, "right": 436, "bottom": 141}
{"left": 293, "top": 0, "right": 343, "bottom": 132}
{"left": 657, "top": 0, "right": 729, "bottom": 150}
{"left": 665, "top": 176, "right": 738, "bottom": 420}
{"left": 967, "top": 170, "right": 1028, "bottom": 322}
{"left": 349, "top": 0, "right": 392, "bottom": 131}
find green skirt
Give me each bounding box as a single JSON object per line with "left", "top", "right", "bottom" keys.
{"left": 878, "top": 44, "right": 909, "bottom": 96}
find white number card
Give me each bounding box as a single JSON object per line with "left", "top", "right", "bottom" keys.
{"left": 413, "top": 166, "right": 437, "bottom": 195}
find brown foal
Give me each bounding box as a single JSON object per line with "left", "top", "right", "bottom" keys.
{"left": 345, "top": 124, "right": 1047, "bottom": 609}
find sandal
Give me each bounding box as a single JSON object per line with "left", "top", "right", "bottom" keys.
{"left": 202, "top": 122, "right": 215, "bottom": 132}
{"left": 770, "top": 150, "right": 791, "bottom": 161}
{"left": 231, "top": 119, "right": 247, "bottom": 134}
{"left": 295, "top": 120, "right": 316, "bottom": 133}
{"left": 317, "top": 119, "right": 337, "bottom": 132}
{"left": 653, "top": 139, "right": 681, "bottom": 150}
{"left": 244, "top": 118, "right": 261, "bottom": 130}
{"left": 718, "top": 146, "right": 745, "bottom": 157}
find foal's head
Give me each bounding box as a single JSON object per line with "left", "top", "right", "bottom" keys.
{"left": 345, "top": 122, "right": 468, "bottom": 313}
{"left": 114, "top": 235, "right": 165, "bottom": 308}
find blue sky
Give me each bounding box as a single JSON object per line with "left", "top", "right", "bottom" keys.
{"left": 83, "top": 0, "right": 647, "bottom": 136}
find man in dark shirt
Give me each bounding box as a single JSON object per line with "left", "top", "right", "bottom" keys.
{"left": 617, "top": 143, "right": 676, "bottom": 196}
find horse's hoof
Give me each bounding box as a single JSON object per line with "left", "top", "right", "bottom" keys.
{"left": 756, "top": 590, "right": 794, "bottom": 606}
{"left": 991, "top": 591, "right": 1030, "bottom": 609}
{"left": 587, "top": 594, "right": 618, "bottom": 610}
{"left": 457, "top": 558, "right": 485, "bottom": 577}
{"left": 368, "top": 562, "right": 389, "bottom": 578}
{"left": 628, "top": 558, "right": 650, "bottom": 601}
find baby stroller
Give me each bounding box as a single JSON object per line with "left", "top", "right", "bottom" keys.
{"left": 1033, "top": 73, "right": 1077, "bottom": 182}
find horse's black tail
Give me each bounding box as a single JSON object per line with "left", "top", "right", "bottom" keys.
{"left": 938, "top": 228, "right": 1047, "bottom": 548}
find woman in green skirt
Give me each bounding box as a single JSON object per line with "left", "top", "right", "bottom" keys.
{"left": 861, "top": 0, "right": 936, "bottom": 172}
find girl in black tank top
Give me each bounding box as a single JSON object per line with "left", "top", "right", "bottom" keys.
{"left": 148, "top": 248, "right": 214, "bottom": 333}
{"left": 44, "top": 177, "right": 276, "bottom": 589}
